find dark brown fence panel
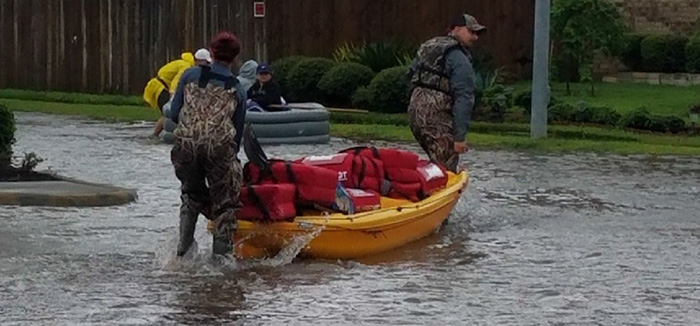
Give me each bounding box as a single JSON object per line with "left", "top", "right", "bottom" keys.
{"left": 266, "top": 0, "right": 535, "bottom": 77}
{"left": 0, "top": 0, "right": 533, "bottom": 95}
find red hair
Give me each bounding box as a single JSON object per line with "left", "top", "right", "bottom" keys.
{"left": 209, "top": 32, "right": 241, "bottom": 64}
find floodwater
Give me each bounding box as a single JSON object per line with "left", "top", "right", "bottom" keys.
{"left": 1, "top": 112, "right": 699, "bottom": 325}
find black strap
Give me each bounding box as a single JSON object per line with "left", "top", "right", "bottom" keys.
{"left": 156, "top": 76, "right": 170, "bottom": 91}
{"left": 356, "top": 157, "right": 367, "bottom": 189}
{"left": 246, "top": 181, "right": 271, "bottom": 221}
{"left": 417, "top": 64, "right": 450, "bottom": 78}
{"left": 284, "top": 161, "right": 296, "bottom": 183}
{"left": 413, "top": 81, "right": 451, "bottom": 95}
{"left": 197, "top": 66, "right": 238, "bottom": 90}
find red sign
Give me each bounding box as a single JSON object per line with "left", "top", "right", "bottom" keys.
{"left": 254, "top": 2, "right": 265, "bottom": 17}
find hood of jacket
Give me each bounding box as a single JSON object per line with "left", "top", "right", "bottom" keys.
{"left": 238, "top": 60, "right": 259, "bottom": 80}
{"left": 181, "top": 52, "right": 195, "bottom": 65}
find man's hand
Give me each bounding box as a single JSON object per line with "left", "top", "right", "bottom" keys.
{"left": 454, "top": 141, "right": 468, "bottom": 154}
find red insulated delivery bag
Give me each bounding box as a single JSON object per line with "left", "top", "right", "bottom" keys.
{"left": 340, "top": 146, "right": 421, "bottom": 184}
{"left": 237, "top": 183, "right": 297, "bottom": 221}
{"left": 243, "top": 160, "right": 338, "bottom": 207}
{"left": 345, "top": 188, "right": 381, "bottom": 212}
{"left": 417, "top": 160, "right": 448, "bottom": 196}
{"left": 295, "top": 153, "right": 355, "bottom": 187}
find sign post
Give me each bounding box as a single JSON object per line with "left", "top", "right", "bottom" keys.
{"left": 530, "top": 0, "right": 551, "bottom": 139}
{"left": 253, "top": 2, "right": 267, "bottom": 63}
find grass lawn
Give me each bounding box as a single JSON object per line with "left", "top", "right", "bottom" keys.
{"left": 0, "top": 98, "right": 160, "bottom": 122}
{"left": 332, "top": 124, "right": 700, "bottom": 155}
{"left": 511, "top": 81, "right": 700, "bottom": 117}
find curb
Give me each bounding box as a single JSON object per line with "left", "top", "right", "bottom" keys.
{"left": 0, "top": 172, "right": 138, "bottom": 207}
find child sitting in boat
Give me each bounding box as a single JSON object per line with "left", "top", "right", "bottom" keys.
{"left": 246, "top": 63, "right": 285, "bottom": 112}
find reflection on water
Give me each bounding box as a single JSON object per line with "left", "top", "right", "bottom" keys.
{"left": 1, "top": 112, "right": 700, "bottom": 325}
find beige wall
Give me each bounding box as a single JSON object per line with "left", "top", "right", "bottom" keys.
{"left": 611, "top": 0, "right": 700, "bottom": 35}
{"left": 596, "top": 0, "right": 700, "bottom": 76}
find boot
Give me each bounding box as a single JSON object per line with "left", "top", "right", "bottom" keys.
{"left": 212, "top": 218, "right": 236, "bottom": 257}
{"left": 176, "top": 205, "right": 199, "bottom": 257}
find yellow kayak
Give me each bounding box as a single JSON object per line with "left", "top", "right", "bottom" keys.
{"left": 214, "top": 170, "right": 469, "bottom": 260}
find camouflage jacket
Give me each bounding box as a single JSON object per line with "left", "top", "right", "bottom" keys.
{"left": 409, "top": 36, "right": 469, "bottom": 94}
{"left": 170, "top": 63, "right": 247, "bottom": 150}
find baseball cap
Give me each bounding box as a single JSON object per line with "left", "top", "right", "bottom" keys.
{"left": 194, "top": 48, "right": 212, "bottom": 63}
{"left": 450, "top": 14, "right": 487, "bottom": 33}
{"left": 256, "top": 63, "right": 272, "bottom": 74}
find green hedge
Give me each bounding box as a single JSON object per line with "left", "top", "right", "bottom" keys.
{"left": 0, "top": 89, "right": 142, "bottom": 106}
{"left": 271, "top": 56, "right": 309, "bottom": 97}
{"left": 352, "top": 66, "right": 410, "bottom": 114}
{"left": 685, "top": 35, "right": 700, "bottom": 73}
{"left": 318, "top": 62, "right": 375, "bottom": 107}
{"left": 0, "top": 104, "right": 16, "bottom": 167}
{"left": 590, "top": 106, "right": 622, "bottom": 126}
{"left": 620, "top": 34, "right": 647, "bottom": 71}
{"left": 514, "top": 88, "right": 559, "bottom": 113}
{"left": 285, "top": 57, "right": 337, "bottom": 102}
{"left": 640, "top": 34, "right": 688, "bottom": 73}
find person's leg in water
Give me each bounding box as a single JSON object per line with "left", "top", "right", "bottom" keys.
{"left": 171, "top": 142, "right": 210, "bottom": 257}
{"left": 153, "top": 91, "right": 171, "bottom": 137}
{"left": 204, "top": 142, "right": 243, "bottom": 257}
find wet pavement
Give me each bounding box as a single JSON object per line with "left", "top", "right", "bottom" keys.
{"left": 1, "top": 112, "right": 699, "bottom": 325}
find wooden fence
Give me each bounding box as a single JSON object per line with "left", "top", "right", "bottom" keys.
{"left": 0, "top": 0, "right": 534, "bottom": 95}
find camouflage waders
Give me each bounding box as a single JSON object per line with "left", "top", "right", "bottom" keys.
{"left": 407, "top": 36, "right": 467, "bottom": 173}
{"left": 407, "top": 87, "right": 459, "bottom": 172}
{"left": 172, "top": 67, "right": 242, "bottom": 257}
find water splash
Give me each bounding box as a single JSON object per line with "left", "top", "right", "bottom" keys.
{"left": 154, "top": 217, "right": 329, "bottom": 273}
{"left": 254, "top": 219, "right": 327, "bottom": 268}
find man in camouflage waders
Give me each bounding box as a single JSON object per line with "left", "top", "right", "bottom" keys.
{"left": 169, "top": 32, "right": 247, "bottom": 258}
{"left": 407, "top": 14, "right": 486, "bottom": 173}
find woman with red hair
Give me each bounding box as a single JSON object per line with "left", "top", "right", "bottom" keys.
{"left": 168, "top": 32, "right": 247, "bottom": 259}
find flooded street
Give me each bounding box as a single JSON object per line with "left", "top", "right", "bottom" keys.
{"left": 1, "top": 112, "right": 699, "bottom": 325}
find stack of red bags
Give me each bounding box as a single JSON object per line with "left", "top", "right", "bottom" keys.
{"left": 237, "top": 146, "right": 450, "bottom": 222}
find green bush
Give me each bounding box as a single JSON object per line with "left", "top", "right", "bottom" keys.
{"left": 354, "top": 66, "right": 411, "bottom": 113}
{"left": 503, "top": 107, "right": 529, "bottom": 123}
{"left": 332, "top": 40, "right": 418, "bottom": 73}
{"left": 644, "top": 115, "right": 686, "bottom": 133}
{"left": 620, "top": 34, "right": 647, "bottom": 71}
{"left": 590, "top": 106, "right": 622, "bottom": 126}
{"left": 271, "top": 56, "right": 309, "bottom": 97}
{"left": 474, "top": 84, "right": 514, "bottom": 122}
{"left": 351, "top": 86, "right": 373, "bottom": 110}
{"left": 618, "top": 107, "right": 652, "bottom": 130}
{"left": 685, "top": 35, "right": 700, "bottom": 73}
{"left": 641, "top": 35, "right": 688, "bottom": 73}
{"left": 570, "top": 102, "right": 596, "bottom": 123}
{"left": 514, "top": 88, "right": 559, "bottom": 113}
{"left": 0, "top": 104, "right": 16, "bottom": 167}
{"left": 548, "top": 103, "right": 576, "bottom": 123}
{"left": 663, "top": 115, "right": 687, "bottom": 133}
{"left": 285, "top": 57, "right": 337, "bottom": 102}
{"left": 647, "top": 115, "right": 670, "bottom": 133}
{"left": 318, "top": 62, "right": 375, "bottom": 107}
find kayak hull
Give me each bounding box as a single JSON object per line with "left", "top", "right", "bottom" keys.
{"left": 214, "top": 171, "right": 468, "bottom": 260}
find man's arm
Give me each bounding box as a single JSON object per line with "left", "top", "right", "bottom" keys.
{"left": 232, "top": 83, "right": 248, "bottom": 152}
{"left": 407, "top": 57, "right": 419, "bottom": 80}
{"left": 445, "top": 50, "right": 475, "bottom": 142}
{"left": 169, "top": 67, "right": 198, "bottom": 123}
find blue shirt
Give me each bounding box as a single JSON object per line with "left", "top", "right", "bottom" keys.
{"left": 169, "top": 62, "right": 248, "bottom": 149}
{"left": 444, "top": 48, "right": 475, "bottom": 142}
